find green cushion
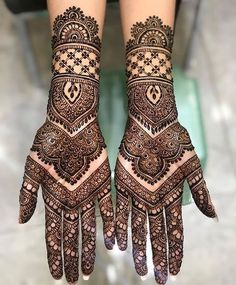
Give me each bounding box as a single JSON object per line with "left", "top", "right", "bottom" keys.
{"left": 99, "top": 66, "right": 207, "bottom": 206}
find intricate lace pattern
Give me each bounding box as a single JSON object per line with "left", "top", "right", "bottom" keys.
{"left": 47, "top": 77, "right": 99, "bottom": 133}
{"left": 52, "top": 6, "right": 101, "bottom": 49}
{"left": 119, "top": 119, "right": 193, "bottom": 184}
{"left": 52, "top": 46, "right": 100, "bottom": 79}
{"left": 128, "top": 80, "right": 178, "bottom": 134}
{"left": 126, "top": 16, "right": 174, "bottom": 52}
{"left": 126, "top": 49, "right": 172, "bottom": 82}
{"left": 19, "top": 6, "right": 115, "bottom": 284}
{"left": 115, "top": 15, "right": 217, "bottom": 285}
{"left": 31, "top": 120, "right": 105, "bottom": 184}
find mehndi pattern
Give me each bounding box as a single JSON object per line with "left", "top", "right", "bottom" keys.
{"left": 19, "top": 7, "right": 115, "bottom": 284}
{"left": 115, "top": 15, "right": 217, "bottom": 285}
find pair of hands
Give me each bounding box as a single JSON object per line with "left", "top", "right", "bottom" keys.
{"left": 18, "top": 94, "right": 217, "bottom": 285}
{"left": 18, "top": 7, "right": 217, "bottom": 285}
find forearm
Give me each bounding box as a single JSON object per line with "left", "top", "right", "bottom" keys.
{"left": 120, "top": 0, "right": 178, "bottom": 136}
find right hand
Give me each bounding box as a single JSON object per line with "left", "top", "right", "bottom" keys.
{"left": 19, "top": 117, "right": 115, "bottom": 283}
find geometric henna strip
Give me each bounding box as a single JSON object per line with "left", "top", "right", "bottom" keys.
{"left": 31, "top": 120, "right": 106, "bottom": 185}
{"left": 131, "top": 198, "right": 148, "bottom": 277}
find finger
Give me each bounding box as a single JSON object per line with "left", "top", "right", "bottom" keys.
{"left": 148, "top": 206, "right": 168, "bottom": 285}
{"left": 63, "top": 207, "right": 80, "bottom": 283}
{"left": 131, "top": 198, "right": 148, "bottom": 277}
{"left": 81, "top": 200, "right": 96, "bottom": 276}
{"left": 97, "top": 179, "right": 115, "bottom": 250}
{"left": 164, "top": 185, "right": 184, "bottom": 276}
{"left": 19, "top": 156, "right": 44, "bottom": 223}
{"left": 115, "top": 181, "right": 130, "bottom": 251}
{"left": 184, "top": 155, "right": 217, "bottom": 218}
{"left": 43, "top": 188, "right": 63, "bottom": 280}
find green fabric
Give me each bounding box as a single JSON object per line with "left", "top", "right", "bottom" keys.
{"left": 99, "top": 66, "right": 207, "bottom": 206}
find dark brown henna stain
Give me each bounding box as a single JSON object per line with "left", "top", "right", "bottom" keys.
{"left": 31, "top": 119, "right": 105, "bottom": 185}
{"left": 19, "top": 7, "right": 115, "bottom": 284}
{"left": 115, "top": 15, "right": 217, "bottom": 284}
{"left": 115, "top": 185, "right": 130, "bottom": 251}
{"left": 81, "top": 201, "right": 96, "bottom": 276}
{"left": 131, "top": 199, "right": 148, "bottom": 276}
{"left": 119, "top": 118, "right": 193, "bottom": 184}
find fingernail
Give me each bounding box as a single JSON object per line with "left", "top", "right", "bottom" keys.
{"left": 83, "top": 275, "right": 90, "bottom": 281}
{"left": 140, "top": 274, "right": 148, "bottom": 281}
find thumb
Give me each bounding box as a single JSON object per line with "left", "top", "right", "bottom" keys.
{"left": 19, "top": 155, "right": 44, "bottom": 223}
{"left": 184, "top": 155, "right": 218, "bottom": 219}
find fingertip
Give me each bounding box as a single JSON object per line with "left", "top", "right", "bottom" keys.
{"left": 117, "top": 243, "right": 127, "bottom": 251}
{"left": 83, "top": 274, "right": 90, "bottom": 281}
{"left": 154, "top": 268, "right": 168, "bottom": 285}
{"left": 170, "top": 274, "right": 177, "bottom": 281}
{"left": 140, "top": 274, "right": 148, "bottom": 281}
{"left": 213, "top": 214, "right": 219, "bottom": 223}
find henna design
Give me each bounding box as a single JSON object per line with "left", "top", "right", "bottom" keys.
{"left": 115, "top": 186, "right": 130, "bottom": 251}
{"left": 148, "top": 206, "right": 168, "bottom": 285}
{"left": 19, "top": 7, "right": 115, "bottom": 284}
{"left": 115, "top": 15, "right": 217, "bottom": 284}
{"left": 119, "top": 118, "right": 193, "bottom": 184}
{"left": 63, "top": 207, "right": 80, "bottom": 283}
{"left": 126, "top": 16, "right": 173, "bottom": 52}
{"left": 20, "top": 155, "right": 114, "bottom": 282}
{"left": 126, "top": 50, "right": 172, "bottom": 82}
{"left": 31, "top": 120, "right": 105, "bottom": 185}
{"left": 47, "top": 77, "right": 99, "bottom": 133}
{"left": 128, "top": 81, "right": 178, "bottom": 134}
{"left": 81, "top": 200, "right": 96, "bottom": 276}
{"left": 131, "top": 199, "right": 148, "bottom": 276}
{"left": 52, "top": 6, "right": 101, "bottom": 49}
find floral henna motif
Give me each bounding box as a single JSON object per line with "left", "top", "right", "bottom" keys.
{"left": 51, "top": 6, "right": 101, "bottom": 50}
{"left": 115, "top": 15, "right": 217, "bottom": 285}
{"left": 19, "top": 6, "right": 115, "bottom": 284}
{"left": 47, "top": 77, "right": 99, "bottom": 133}
{"left": 119, "top": 118, "right": 193, "bottom": 184}
{"left": 128, "top": 81, "right": 178, "bottom": 134}
{"left": 31, "top": 120, "right": 105, "bottom": 185}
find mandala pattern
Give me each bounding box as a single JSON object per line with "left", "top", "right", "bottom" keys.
{"left": 52, "top": 6, "right": 101, "bottom": 49}
{"left": 119, "top": 119, "right": 193, "bottom": 184}
{"left": 115, "top": 15, "right": 217, "bottom": 285}
{"left": 31, "top": 120, "right": 105, "bottom": 184}
{"left": 19, "top": 7, "right": 115, "bottom": 284}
